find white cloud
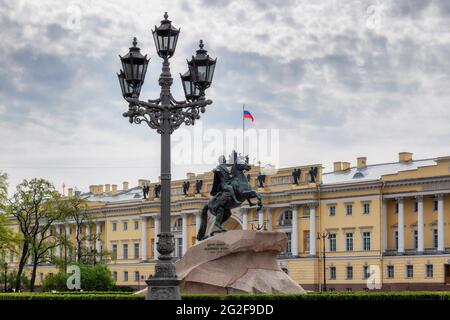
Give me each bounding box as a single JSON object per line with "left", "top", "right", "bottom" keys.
{"left": 1, "top": 0, "right": 450, "bottom": 193}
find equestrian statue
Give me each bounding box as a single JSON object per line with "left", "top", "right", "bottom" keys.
{"left": 196, "top": 151, "right": 263, "bottom": 241}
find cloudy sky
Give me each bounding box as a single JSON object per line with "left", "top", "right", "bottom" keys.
{"left": 1, "top": 0, "right": 450, "bottom": 194}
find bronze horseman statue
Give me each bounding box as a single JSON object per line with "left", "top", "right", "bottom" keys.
{"left": 196, "top": 151, "right": 263, "bottom": 241}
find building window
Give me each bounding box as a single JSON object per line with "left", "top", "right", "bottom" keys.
{"left": 329, "top": 266, "right": 336, "bottom": 280}
{"left": 395, "top": 203, "right": 399, "bottom": 213}
{"left": 346, "top": 204, "right": 353, "bottom": 216}
{"left": 433, "top": 200, "right": 438, "bottom": 211}
{"left": 113, "top": 271, "right": 117, "bottom": 281}
{"left": 123, "top": 271, "right": 128, "bottom": 282}
{"left": 39, "top": 273, "right": 44, "bottom": 282}
{"left": 426, "top": 264, "right": 433, "bottom": 278}
{"left": 395, "top": 231, "right": 398, "bottom": 250}
{"left": 284, "top": 232, "right": 292, "bottom": 255}
{"left": 363, "top": 203, "right": 370, "bottom": 214}
{"left": 134, "top": 221, "right": 139, "bottom": 230}
{"left": 362, "top": 232, "right": 371, "bottom": 251}
{"left": 123, "top": 221, "right": 128, "bottom": 231}
{"left": 176, "top": 237, "right": 183, "bottom": 257}
{"left": 414, "top": 201, "right": 418, "bottom": 212}
{"left": 303, "top": 206, "right": 310, "bottom": 217}
{"left": 123, "top": 244, "right": 128, "bottom": 259}
{"left": 433, "top": 229, "right": 438, "bottom": 249}
{"left": 173, "top": 218, "right": 183, "bottom": 231}
{"left": 346, "top": 266, "right": 353, "bottom": 279}
{"left": 112, "top": 244, "right": 118, "bottom": 260}
{"left": 345, "top": 232, "right": 353, "bottom": 251}
{"left": 413, "top": 230, "right": 418, "bottom": 249}
{"left": 406, "top": 265, "right": 413, "bottom": 278}
{"left": 387, "top": 265, "right": 394, "bottom": 278}
{"left": 363, "top": 266, "right": 370, "bottom": 279}
{"left": 112, "top": 222, "right": 117, "bottom": 232}
{"left": 134, "top": 271, "right": 140, "bottom": 282}
{"left": 328, "top": 233, "right": 336, "bottom": 252}
{"left": 328, "top": 206, "right": 336, "bottom": 217}
{"left": 134, "top": 243, "right": 140, "bottom": 259}
{"left": 303, "top": 231, "right": 309, "bottom": 252}
{"left": 279, "top": 210, "right": 293, "bottom": 226}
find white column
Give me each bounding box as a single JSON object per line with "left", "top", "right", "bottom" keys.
{"left": 258, "top": 210, "right": 264, "bottom": 229}
{"left": 437, "top": 194, "right": 445, "bottom": 252}
{"left": 153, "top": 216, "right": 159, "bottom": 259}
{"left": 55, "top": 225, "right": 61, "bottom": 257}
{"left": 141, "top": 217, "right": 147, "bottom": 261}
{"left": 85, "top": 224, "right": 91, "bottom": 249}
{"left": 182, "top": 213, "right": 188, "bottom": 255}
{"left": 397, "top": 198, "right": 404, "bottom": 253}
{"left": 95, "top": 222, "right": 101, "bottom": 252}
{"left": 241, "top": 208, "right": 248, "bottom": 230}
{"left": 309, "top": 204, "right": 316, "bottom": 255}
{"left": 291, "top": 205, "right": 298, "bottom": 256}
{"left": 382, "top": 200, "right": 387, "bottom": 253}
{"left": 195, "top": 212, "right": 201, "bottom": 235}
{"left": 417, "top": 196, "right": 424, "bottom": 253}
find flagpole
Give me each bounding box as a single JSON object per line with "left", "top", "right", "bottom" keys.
{"left": 242, "top": 104, "right": 245, "bottom": 155}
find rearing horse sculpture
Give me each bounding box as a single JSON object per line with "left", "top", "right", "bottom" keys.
{"left": 197, "top": 151, "right": 263, "bottom": 241}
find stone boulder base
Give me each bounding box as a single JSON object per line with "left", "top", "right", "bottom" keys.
{"left": 175, "top": 230, "right": 305, "bottom": 294}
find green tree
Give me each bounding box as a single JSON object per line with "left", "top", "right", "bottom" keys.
{"left": 7, "top": 178, "right": 68, "bottom": 291}
{"left": 42, "top": 263, "right": 115, "bottom": 292}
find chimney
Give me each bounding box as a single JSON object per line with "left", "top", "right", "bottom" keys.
{"left": 89, "top": 185, "right": 95, "bottom": 194}
{"left": 138, "top": 179, "right": 151, "bottom": 187}
{"left": 399, "top": 152, "right": 413, "bottom": 163}
{"left": 186, "top": 172, "right": 195, "bottom": 179}
{"left": 111, "top": 184, "right": 118, "bottom": 194}
{"left": 357, "top": 157, "right": 367, "bottom": 169}
{"left": 333, "top": 162, "right": 342, "bottom": 172}
{"left": 123, "top": 181, "right": 129, "bottom": 191}
{"left": 105, "top": 184, "right": 111, "bottom": 193}
{"left": 342, "top": 162, "right": 350, "bottom": 171}
{"left": 68, "top": 188, "right": 74, "bottom": 197}
{"left": 97, "top": 185, "right": 104, "bottom": 194}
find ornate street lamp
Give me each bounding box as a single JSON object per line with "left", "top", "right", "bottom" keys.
{"left": 187, "top": 40, "right": 216, "bottom": 95}
{"left": 117, "top": 12, "right": 216, "bottom": 300}
{"left": 180, "top": 71, "right": 200, "bottom": 102}
{"left": 118, "top": 37, "right": 149, "bottom": 98}
{"left": 317, "top": 232, "right": 330, "bottom": 292}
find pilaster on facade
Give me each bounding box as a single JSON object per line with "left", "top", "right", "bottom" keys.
{"left": 436, "top": 194, "right": 445, "bottom": 252}
{"left": 307, "top": 202, "right": 317, "bottom": 256}
{"left": 241, "top": 207, "right": 248, "bottom": 230}
{"left": 396, "top": 197, "right": 405, "bottom": 254}
{"left": 152, "top": 215, "right": 160, "bottom": 260}
{"left": 290, "top": 204, "right": 299, "bottom": 257}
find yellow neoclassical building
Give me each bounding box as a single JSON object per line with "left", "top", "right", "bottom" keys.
{"left": 5, "top": 152, "right": 450, "bottom": 291}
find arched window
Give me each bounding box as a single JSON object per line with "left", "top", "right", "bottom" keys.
{"left": 279, "top": 209, "right": 293, "bottom": 226}
{"left": 172, "top": 218, "right": 182, "bottom": 231}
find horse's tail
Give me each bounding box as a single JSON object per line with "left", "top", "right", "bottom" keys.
{"left": 196, "top": 204, "right": 209, "bottom": 241}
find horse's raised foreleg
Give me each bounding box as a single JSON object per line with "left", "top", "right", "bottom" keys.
{"left": 196, "top": 204, "right": 210, "bottom": 241}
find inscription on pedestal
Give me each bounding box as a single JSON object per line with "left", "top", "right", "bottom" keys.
{"left": 204, "top": 242, "right": 229, "bottom": 255}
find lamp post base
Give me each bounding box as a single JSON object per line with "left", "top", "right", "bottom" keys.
{"left": 145, "top": 232, "right": 181, "bottom": 300}
{"left": 146, "top": 277, "right": 181, "bottom": 300}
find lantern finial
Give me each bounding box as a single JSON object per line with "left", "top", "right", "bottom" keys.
{"left": 164, "top": 12, "right": 168, "bottom": 20}
{"left": 199, "top": 40, "right": 204, "bottom": 50}
{"left": 132, "top": 37, "right": 138, "bottom": 47}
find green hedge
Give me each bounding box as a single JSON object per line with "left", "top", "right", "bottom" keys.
{"left": 1, "top": 291, "right": 450, "bottom": 301}
{"left": 182, "top": 292, "right": 450, "bottom": 300}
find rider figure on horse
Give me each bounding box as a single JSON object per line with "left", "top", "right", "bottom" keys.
{"left": 210, "top": 155, "right": 239, "bottom": 205}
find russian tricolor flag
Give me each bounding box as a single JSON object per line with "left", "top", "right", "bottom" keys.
{"left": 243, "top": 110, "right": 255, "bottom": 122}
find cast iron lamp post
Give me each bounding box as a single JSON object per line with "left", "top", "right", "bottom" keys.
{"left": 317, "top": 232, "right": 330, "bottom": 292}
{"left": 117, "top": 12, "right": 216, "bottom": 300}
